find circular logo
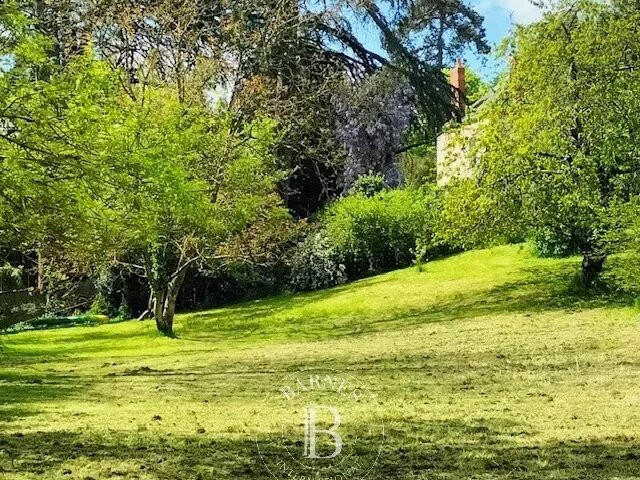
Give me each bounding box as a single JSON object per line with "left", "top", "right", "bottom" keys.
{"left": 255, "top": 370, "right": 385, "bottom": 480}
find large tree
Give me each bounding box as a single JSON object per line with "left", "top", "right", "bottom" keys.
{"left": 376, "top": 0, "right": 489, "bottom": 68}
{"left": 18, "top": 0, "right": 490, "bottom": 215}
{"left": 318, "top": 0, "right": 489, "bottom": 188}
{"left": 0, "top": 16, "right": 287, "bottom": 335}
{"left": 445, "top": 0, "right": 640, "bottom": 285}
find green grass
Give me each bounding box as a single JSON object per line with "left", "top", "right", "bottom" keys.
{"left": 1, "top": 244, "right": 640, "bottom": 479}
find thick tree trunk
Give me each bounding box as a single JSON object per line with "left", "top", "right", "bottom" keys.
{"left": 143, "top": 246, "right": 197, "bottom": 337}
{"left": 153, "top": 289, "right": 172, "bottom": 335}
{"left": 581, "top": 254, "right": 606, "bottom": 288}
{"left": 151, "top": 270, "right": 187, "bottom": 337}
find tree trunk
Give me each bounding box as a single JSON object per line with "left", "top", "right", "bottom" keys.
{"left": 151, "top": 270, "right": 187, "bottom": 337}
{"left": 581, "top": 254, "right": 606, "bottom": 288}
{"left": 163, "top": 270, "right": 186, "bottom": 334}
{"left": 153, "top": 289, "right": 172, "bottom": 336}
{"left": 37, "top": 249, "right": 45, "bottom": 293}
{"left": 137, "top": 292, "right": 155, "bottom": 321}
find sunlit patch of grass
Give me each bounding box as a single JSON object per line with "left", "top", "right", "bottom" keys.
{"left": 1, "top": 245, "right": 640, "bottom": 479}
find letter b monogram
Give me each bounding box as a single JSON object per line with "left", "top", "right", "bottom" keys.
{"left": 303, "top": 406, "right": 343, "bottom": 459}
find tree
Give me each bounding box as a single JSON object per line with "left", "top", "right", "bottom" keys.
{"left": 101, "top": 94, "right": 286, "bottom": 336}
{"left": 0, "top": 44, "right": 287, "bottom": 335}
{"left": 334, "top": 69, "right": 414, "bottom": 190}
{"left": 346, "top": 0, "right": 489, "bottom": 135}
{"left": 449, "top": 0, "right": 640, "bottom": 286}
{"left": 17, "top": 1, "right": 490, "bottom": 216}
{"left": 384, "top": 0, "right": 490, "bottom": 69}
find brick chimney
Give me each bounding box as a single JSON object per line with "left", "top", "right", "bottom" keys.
{"left": 450, "top": 58, "right": 466, "bottom": 119}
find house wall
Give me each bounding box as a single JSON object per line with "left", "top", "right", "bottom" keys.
{"left": 436, "top": 123, "right": 478, "bottom": 186}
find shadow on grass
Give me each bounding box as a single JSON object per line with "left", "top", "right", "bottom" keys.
{"left": 1, "top": 256, "right": 631, "bottom": 362}
{"left": 0, "top": 418, "right": 639, "bottom": 479}
{"left": 178, "top": 259, "right": 630, "bottom": 346}
{"left": 0, "top": 370, "right": 85, "bottom": 423}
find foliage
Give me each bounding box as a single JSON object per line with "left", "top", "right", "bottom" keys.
{"left": 225, "top": 8, "right": 348, "bottom": 216}
{"left": 349, "top": 173, "right": 387, "bottom": 198}
{"left": 341, "top": 0, "right": 489, "bottom": 140}
{"left": 287, "top": 231, "right": 347, "bottom": 292}
{"left": 600, "top": 198, "right": 640, "bottom": 296}
{"left": 437, "top": 179, "right": 517, "bottom": 250}
{"left": 389, "top": 0, "right": 490, "bottom": 68}
{"left": 449, "top": 0, "right": 640, "bottom": 285}
{"left": 0, "top": 47, "right": 288, "bottom": 335}
{"left": 531, "top": 227, "right": 581, "bottom": 259}
{"left": 0, "top": 0, "right": 492, "bottom": 327}
{"left": 0, "top": 263, "right": 23, "bottom": 291}
{"left": 91, "top": 267, "right": 136, "bottom": 320}
{"left": 400, "top": 145, "right": 437, "bottom": 187}
{"left": 320, "top": 187, "right": 440, "bottom": 279}
{"left": 198, "top": 215, "right": 304, "bottom": 301}
{"left": 4, "top": 313, "right": 110, "bottom": 333}
{"left": 464, "top": 66, "right": 491, "bottom": 104}
{"left": 334, "top": 70, "right": 414, "bottom": 190}
{"left": 287, "top": 188, "right": 442, "bottom": 291}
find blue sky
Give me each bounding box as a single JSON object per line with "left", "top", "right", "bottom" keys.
{"left": 354, "top": 0, "right": 544, "bottom": 81}
{"left": 469, "top": 0, "right": 543, "bottom": 78}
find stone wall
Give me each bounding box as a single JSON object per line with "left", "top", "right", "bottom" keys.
{"left": 436, "top": 123, "right": 478, "bottom": 186}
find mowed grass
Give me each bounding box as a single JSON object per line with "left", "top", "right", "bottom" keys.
{"left": 2, "top": 245, "right": 640, "bottom": 479}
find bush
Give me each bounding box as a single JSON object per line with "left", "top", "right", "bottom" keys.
{"left": 288, "top": 231, "right": 347, "bottom": 292}
{"left": 287, "top": 187, "right": 450, "bottom": 292}
{"left": 400, "top": 145, "right": 437, "bottom": 187}
{"left": 349, "top": 173, "right": 387, "bottom": 197}
{"left": 191, "top": 260, "right": 292, "bottom": 306}
{"left": 437, "top": 179, "right": 527, "bottom": 251}
{"left": 531, "top": 226, "right": 582, "bottom": 258}
{"left": 4, "top": 314, "right": 110, "bottom": 333}
{"left": 322, "top": 188, "right": 440, "bottom": 277}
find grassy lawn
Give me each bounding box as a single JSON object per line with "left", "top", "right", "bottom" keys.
{"left": 1, "top": 245, "right": 640, "bottom": 479}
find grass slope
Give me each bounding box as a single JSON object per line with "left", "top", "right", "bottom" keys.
{"left": 1, "top": 245, "right": 640, "bottom": 479}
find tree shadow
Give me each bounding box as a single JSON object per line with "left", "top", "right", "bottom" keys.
{"left": 0, "top": 370, "right": 86, "bottom": 423}
{"left": 1, "top": 255, "right": 630, "bottom": 364}
{"left": 387, "top": 262, "right": 628, "bottom": 326}
{"left": 1, "top": 417, "right": 639, "bottom": 479}
{"left": 177, "top": 259, "right": 630, "bottom": 347}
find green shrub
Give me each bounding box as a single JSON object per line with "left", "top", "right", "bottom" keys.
{"left": 4, "top": 314, "right": 110, "bottom": 333}
{"left": 437, "top": 179, "right": 527, "bottom": 251}
{"left": 288, "top": 187, "right": 448, "bottom": 291}
{"left": 322, "top": 187, "right": 441, "bottom": 278}
{"left": 400, "top": 145, "right": 437, "bottom": 187}
{"left": 288, "top": 231, "right": 347, "bottom": 292}
{"left": 349, "top": 173, "right": 387, "bottom": 197}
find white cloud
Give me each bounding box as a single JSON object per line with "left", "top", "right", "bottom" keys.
{"left": 478, "top": 0, "right": 544, "bottom": 24}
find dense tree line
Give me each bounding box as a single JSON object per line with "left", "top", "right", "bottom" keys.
{"left": 5, "top": 0, "right": 640, "bottom": 335}
{"left": 0, "top": 0, "right": 488, "bottom": 335}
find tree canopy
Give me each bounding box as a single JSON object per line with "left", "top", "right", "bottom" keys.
{"left": 442, "top": 0, "right": 640, "bottom": 285}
